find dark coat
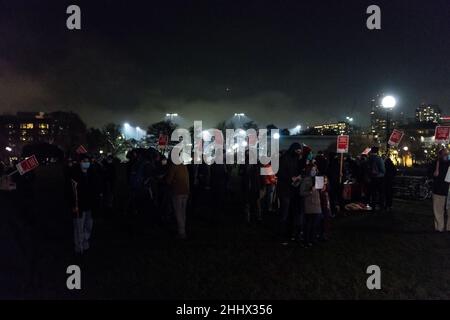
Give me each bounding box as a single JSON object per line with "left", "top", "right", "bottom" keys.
{"left": 70, "top": 168, "right": 102, "bottom": 214}
{"left": 277, "top": 151, "right": 301, "bottom": 197}
{"left": 429, "top": 160, "right": 450, "bottom": 196}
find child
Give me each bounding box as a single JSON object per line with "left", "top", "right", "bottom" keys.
{"left": 300, "top": 164, "right": 322, "bottom": 247}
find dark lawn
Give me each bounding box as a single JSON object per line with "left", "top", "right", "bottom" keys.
{"left": 1, "top": 164, "right": 450, "bottom": 300}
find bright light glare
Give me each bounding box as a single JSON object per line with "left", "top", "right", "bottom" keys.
{"left": 273, "top": 132, "right": 280, "bottom": 139}
{"left": 5, "top": 147, "right": 12, "bottom": 152}
{"left": 241, "top": 141, "right": 248, "bottom": 147}
{"left": 403, "top": 146, "right": 409, "bottom": 151}
{"left": 202, "top": 131, "right": 211, "bottom": 140}
{"left": 382, "top": 96, "right": 396, "bottom": 109}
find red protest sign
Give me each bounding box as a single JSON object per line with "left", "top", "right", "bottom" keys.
{"left": 16, "top": 155, "right": 39, "bottom": 175}
{"left": 388, "top": 129, "right": 404, "bottom": 147}
{"left": 336, "top": 135, "right": 349, "bottom": 154}
{"left": 158, "top": 134, "right": 169, "bottom": 146}
{"left": 76, "top": 145, "right": 88, "bottom": 154}
{"left": 435, "top": 126, "right": 450, "bottom": 142}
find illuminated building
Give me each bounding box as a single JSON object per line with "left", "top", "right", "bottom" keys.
{"left": 312, "top": 122, "right": 350, "bottom": 135}
{"left": 0, "top": 111, "right": 86, "bottom": 156}
{"left": 415, "top": 104, "right": 441, "bottom": 123}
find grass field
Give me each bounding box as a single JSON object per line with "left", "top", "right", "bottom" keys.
{"left": 1, "top": 164, "right": 450, "bottom": 300}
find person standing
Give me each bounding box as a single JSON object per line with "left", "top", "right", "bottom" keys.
{"left": 165, "top": 160, "right": 190, "bottom": 239}
{"left": 429, "top": 149, "right": 450, "bottom": 232}
{"left": 326, "top": 152, "right": 341, "bottom": 217}
{"left": 277, "top": 143, "right": 302, "bottom": 244}
{"left": 70, "top": 155, "right": 101, "bottom": 254}
{"left": 367, "top": 147, "right": 386, "bottom": 211}
{"left": 384, "top": 156, "right": 397, "bottom": 212}
{"left": 300, "top": 164, "right": 322, "bottom": 247}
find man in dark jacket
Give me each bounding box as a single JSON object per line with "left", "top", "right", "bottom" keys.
{"left": 428, "top": 149, "right": 450, "bottom": 232}
{"left": 277, "top": 143, "right": 303, "bottom": 244}
{"left": 384, "top": 156, "right": 397, "bottom": 212}
{"left": 70, "top": 155, "right": 101, "bottom": 254}
{"left": 367, "top": 147, "right": 386, "bottom": 210}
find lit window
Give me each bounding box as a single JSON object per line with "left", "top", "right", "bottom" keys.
{"left": 39, "top": 123, "right": 49, "bottom": 129}
{"left": 20, "top": 123, "right": 34, "bottom": 129}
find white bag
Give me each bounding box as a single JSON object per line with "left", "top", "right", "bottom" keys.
{"left": 445, "top": 166, "right": 450, "bottom": 183}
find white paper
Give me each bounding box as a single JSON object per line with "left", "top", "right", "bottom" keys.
{"left": 315, "top": 176, "right": 324, "bottom": 190}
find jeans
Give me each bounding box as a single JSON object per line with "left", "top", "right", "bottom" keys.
{"left": 279, "top": 193, "right": 302, "bottom": 240}
{"left": 369, "top": 177, "right": 385, "bottom": 209}
{"left": 304, "top": 214, "right": 320, "bottom": 244}
{"left": 433, "top": 194, "right": 449, "bottom": 232}
{"left": 73, "top": 210, "right": 93, "bottom": 253}
{"left": 172, "top": 195, "right": 189, "bottom": 236}
{"left": 263, "top": 184, "right": 276, "bottom": 212}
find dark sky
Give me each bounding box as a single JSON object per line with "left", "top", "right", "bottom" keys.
{"left": 0, "top": 0, "right": 449, "bottom": 129}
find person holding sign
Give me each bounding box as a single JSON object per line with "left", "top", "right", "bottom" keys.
{"left": 428, "top": 149, "right": 450, "bottom": 232}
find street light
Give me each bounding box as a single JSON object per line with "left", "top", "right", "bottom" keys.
{"left": 382, "top": 95, "right": 397, "bottom": 154}
{"left": 381, "top": 96, "right": 396, "bottom": 109}
{"left": 5, "top": 147, "right": 12, "bottom": 152}
{"left": 166, "top": 113, "right": 178, "bottom": 120}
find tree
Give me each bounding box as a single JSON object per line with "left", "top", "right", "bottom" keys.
{"left": 103, "top": 123, "right": 130, "bottom": 156}
{"left": 147, "top": 120, "right": 177, "bottom": 137}
{"left": 86, "top": 128, "right": 107, "bottom": 153}
{"left": 22, "top": 143, "right": 64, "bottom": 162}
{"left": 50, "top": 111, "right": 87, "bottom": 153}
{"left": 147, "top": 120, "right": 178, "bottom": 149}
{"left": 242, "top": 121, "right": 258, "bottom": 131}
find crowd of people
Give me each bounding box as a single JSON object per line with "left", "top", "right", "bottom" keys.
{"left": 62, "top": 143, "right": 403, "bottom": 254}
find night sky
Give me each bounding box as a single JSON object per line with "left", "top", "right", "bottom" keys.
{"left": 0, "top": 0, "right": 449, "bottom": 129}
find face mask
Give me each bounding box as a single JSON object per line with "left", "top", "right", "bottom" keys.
{"left": 161, "top": 159, "right": 167, "bottom": 165}
{"left": 81, "top": 162, "right": 91, "bottom": 170}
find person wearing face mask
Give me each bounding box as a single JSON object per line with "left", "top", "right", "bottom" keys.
{"left": 300, "top": 163, "right": 323, "bottom": 247}
{"left": 428, "top": 148, "right": 450, "bottom": 232}
{"left": 70, "top": 155, "right": 99, "bottom": 254}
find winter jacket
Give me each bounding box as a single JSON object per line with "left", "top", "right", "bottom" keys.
{"left": 70, "top": 168, "right": 101, "bottom": 214}
{"left": 166, "top": 163, "right": 190, "bottom": 195}
{"left": 300, "top": 176, "right": 322, "bottom": 214}
{"left": 429, "top": 160, "right": 450, "bottom": 196}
